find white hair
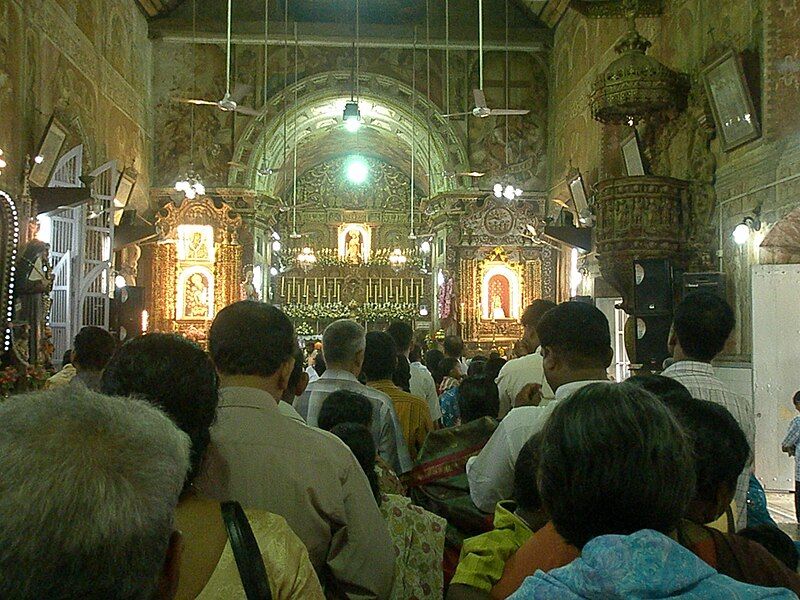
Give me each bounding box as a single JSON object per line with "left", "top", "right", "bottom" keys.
{"left": 322, "top": 319, "right": 366, "bottom": 367}
{"left": 0, "top": 386, "right": 191, "bottom": 600}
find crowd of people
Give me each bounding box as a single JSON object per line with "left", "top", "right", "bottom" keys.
{"left": 2, "top": 291, "right": 800, "bottom": 599}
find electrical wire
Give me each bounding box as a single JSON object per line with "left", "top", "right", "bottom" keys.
{"left": 225, "top": 0, "right": 232, "bottom": 96}
{"left": 410, "top": 27, "right": 417, "bottom": 239}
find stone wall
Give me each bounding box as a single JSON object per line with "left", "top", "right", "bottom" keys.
{"left": 0, "top": 0, "right": 152, "bottom": 211}
{"left": 549, "top": 0, "right": 800, "bottom": 360}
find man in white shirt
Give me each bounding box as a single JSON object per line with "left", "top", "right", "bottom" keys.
{"left": 662, "top": 291, "right": 753, "bottom": 529}
{"left": 495, "top": 299, "right": 557, "bottom": 418}
{"left": 409, "top": 344, "right": 442, "bottom": 423}
{"left": 467, "top": 301, "right": 613, "bottom": 513}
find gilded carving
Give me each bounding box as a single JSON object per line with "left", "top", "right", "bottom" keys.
{"left": 595, "top": 176, "right": 689, "bottom": 311}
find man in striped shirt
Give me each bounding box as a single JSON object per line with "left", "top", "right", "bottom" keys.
{"left": 662, "top": 292, "right": 753, "bottom": 529}
{"left": 294, "top": 319, "right": 412, "bottom": 474}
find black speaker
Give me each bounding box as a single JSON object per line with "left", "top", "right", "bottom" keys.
{"left": 112, "top": 286, "right": 145, "bottom": 342}
{"left": 633, "top": 259, "right": 674, "bottom": 314}
{"left": 633, "top": 314, "right": 673, "bottom": 370}
{"left": 681, "top": 272, "right": 726, "bottom": 300}
{"left": 632, "top": 259, "right": 675, "bottom": 369}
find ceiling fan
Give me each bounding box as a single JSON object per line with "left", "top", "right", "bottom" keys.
{"left": 442, "top": 169, "right": 486, "bottom": 178}
{"left": 174, "top": 84, "right": 259, "bottom": 117}
{"left": 172, "top": 0, "right": 259, "bottom": 117}
{"left": 443, "top": 89, "right": 529, "bottom": 119}
{"left": 442, "top": 0, "right": 529, "bottom": 120}
{"left": 227, "top": 160, "right": 282, "bottom": 176}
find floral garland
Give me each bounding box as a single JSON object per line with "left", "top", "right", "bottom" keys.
{"left": 283, "top": 302, "right": 417, "bottom": 324}
{"left": 286, "top": 246, "right": 425, "bottom": 270}
{"left": 0, "top": 365, "right": 50, "bottom": 398}
{"left": 438, "top": 276, "right": 454, "bottom": 321}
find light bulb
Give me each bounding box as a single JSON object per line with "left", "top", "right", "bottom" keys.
{"left": 344, "top": 118, "right": 362, "bottom": 133}
{"left": 420, "top": 241, "right": 431, "bottom": 254}
{"left": 493, "top": 183, "right": 502, "bottom": 195}
{"left": 34, "top": 155, "right": 45, "bottom": 164}
{"left": 185, "top": 188, "right": 196, "bottom": 200}
{"left": 195, "top": 182, "right": 205, "bottom": 196}
{"left": 503, "top": 185, "right": 515, "bottom": 200}
{"left": 114, "top": 275, "right": 127, "bottom": 289}
{"left": 0, "top": 158, "right": 6, "bottom": 169}
{"left": 732, "top": 222, "right": 750, "bottom": 245}
{"left": 515, "top": 188, "right": 523, "bottom": 197}
{"left": 269, "top": 266, "right": 279, "bottom": 276}
{"left": 272, "top": 240, "right": 282, "bottom": 252}
{"left": 345, "top": 157, "right": 369, "bottom": 184}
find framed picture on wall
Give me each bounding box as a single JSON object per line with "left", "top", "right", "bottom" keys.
{"left": 567, "top": 169, "right": 589, "bottom": 215}
{"left": 621, "top": 131, "right": 646, "bottom": 176}
{"left": 702, "top": 49, "right": 761, "bottom": 152}
{"left": 113, "top": 168, "right": 137, "bottom": 225}
{"left": 29, "top": 116, "right": 68, "bottom": 187}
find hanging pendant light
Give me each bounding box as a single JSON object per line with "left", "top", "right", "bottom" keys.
{"left": 343, "top": 0, "right": 362, "bottom": 132}
{"left": 176, "top": 0, "right": 205, "bottom": 199}
{"left": 491, "top": 0, "right": 523, "bottom": 201}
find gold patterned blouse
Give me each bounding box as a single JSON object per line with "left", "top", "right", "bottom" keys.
{"left": 196, "top": 508, "right": 324, "bottom": 600}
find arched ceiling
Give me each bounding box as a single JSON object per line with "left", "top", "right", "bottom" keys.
{"left": 230, "top": 71, "right": 470, "bottom": 198}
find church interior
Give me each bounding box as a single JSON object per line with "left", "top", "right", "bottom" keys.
{"left": 2, "top": 0, "right": 800, "bottom": 593}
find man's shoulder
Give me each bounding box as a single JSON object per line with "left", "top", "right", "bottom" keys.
{"left": 499, "top": 354, "right": 543, "bottom": 374}
{"left": 501, "top": 404, "right": 557, "bottom": 432}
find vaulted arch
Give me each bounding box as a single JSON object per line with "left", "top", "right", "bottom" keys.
{"left": 229, "top": 71, "right": 470, "bottom": 198}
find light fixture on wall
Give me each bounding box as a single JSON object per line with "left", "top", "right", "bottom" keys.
{"left": 297, "top": 246, "right": 317, "bottom": 272}
{"left": 0, "top": 148, "right": 7, "bottom": 175}
{"left": 271, "top": 239, "right": 282, "bottom": 252}
{"left": 493, "top": 182, "right": 523, "bottom": 200}
{"left": 732, "top": 215, "right": 761, "bottom": 245}
{"left": 389, "top": 248, "right": 408, "bottom": 272}
{"left": 420, "top": 240, "right": 431, "bottom": 254}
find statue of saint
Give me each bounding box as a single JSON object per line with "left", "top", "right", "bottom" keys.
{"left": 346, "top": 230, "right": 362, "bottom": 264}
{"left": 242, "top": 268, "right": 259, "bottom": 301}
{"left": 185, "top": 273, "right": 209, "bottom": 318}
{"left": 491, "top": 293, "right": 507, "bottom": 320}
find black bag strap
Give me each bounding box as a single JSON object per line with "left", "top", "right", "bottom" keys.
{"left": 220, "top": 501, "right": 273, "bottom": 600}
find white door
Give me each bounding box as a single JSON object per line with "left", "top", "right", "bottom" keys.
{"left": 47, "top": 145, "right": 83, "bottom": 362}
{"left": 76, "top": 161, "right": 116, "bottom": 330}
{"left": 752, "top": 264, "right": 800, "bottom": 491}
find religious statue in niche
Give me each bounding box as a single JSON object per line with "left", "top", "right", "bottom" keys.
{"left": 480, "top": 249, "right": 523, "bottom": 322}
{"left": 338, "top": 224, "right": 372, "bottom": 264}
{"left": 184, "top": 273, "right": 211, "bottom": 319}
{"left": 347, "top": 230, "right": 362, "bottom": 264}
{"left": 242, "top": 267, "right": 259, "bottom": 301}
{"left": 489, "top": 274, "right": 511, "bottom": 320}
